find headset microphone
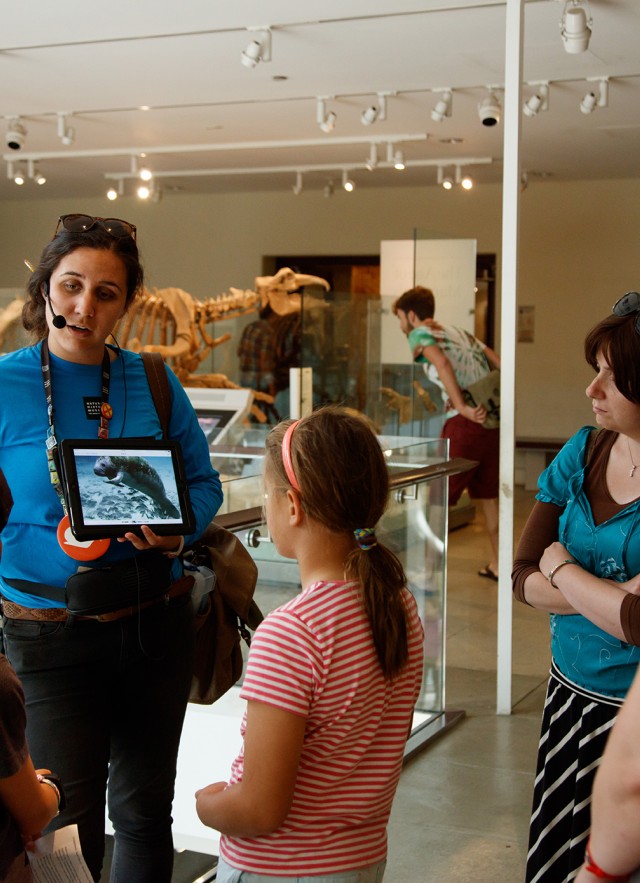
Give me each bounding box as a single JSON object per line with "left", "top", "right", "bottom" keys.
{"left": 43, "top": 282, "right": 66, "bottom": 329}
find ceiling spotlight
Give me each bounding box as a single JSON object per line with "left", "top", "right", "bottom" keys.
{"left": 478, "top": 90, "right": 501, "bottom": 126}
{"left": 361, "top": 93, "right": 388, "bottom": 126}
{"left": 28, "top": 161, "right": 46, "bottom": 186}
{"left": 139, "top": 166, "right": 153, "bottom": 182}
{"left": 431, "top": 90, "right": 452, "bottom": 123}
{"left": 437, "top": 167, "right": 454, "bottom": 190}
{"left": 322, "top": 111, "right": 336, "bottom": 133}
{"left": 342, "top": 170, "right": 355, "bottom": 192}
{"left": 293, "top": 171, "right": 303, "bottom": 196}
{"left": 6, "top": 118, "right": 26, "bottom": 150}
{"left": 454, "top": 166, "right": 474, "bottom": 190}
{"left": 560, "top": 0, "right": 592, "bottom": 54}
{"left": 13, "top": 167, "right": 26, "bottom": 185}
{"left": 241, "top": 27, "right": 272, "bottom": 68}
{"left": 580, "top": 77, "right": 609, "bottom": 114}
{"left": 107, "top": 179, "right": 125, "bottom": 201}
{"left": 523, "top": 83, "right": 549, "bottom": 118}
{"left": 393, "top": 149, "right": 405, "bottom": 170}
{"left": 365, "top": 143, "right": 379, "bottom": 171}
{"left": 317, "top": 97, "right": 336, "bottom": 133}
{"left": 361, "top": 106, "right": 378, "bottom": 125}
{"left": 323, "top": 179, "right": 334, "bottom": 199}
{"left": 137, "top": 184, "right": 152, "bottom": 200}
{"left": 56, "top": 113, "right": 75, "bottom": 146}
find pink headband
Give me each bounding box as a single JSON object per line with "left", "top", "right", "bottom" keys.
{"left": 281, "top": 420, "right": 301, "bottom": 493}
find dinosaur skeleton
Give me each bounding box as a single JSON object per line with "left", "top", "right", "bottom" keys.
{"left": 0, "top": 297, "right": 27, "bottom": 351}
{"left": 113, "top": 269, "right": 329, "bottom": 416}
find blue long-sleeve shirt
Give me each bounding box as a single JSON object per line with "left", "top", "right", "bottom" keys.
{"left": 0, "top": 342, "right": 223, "bottom": 607}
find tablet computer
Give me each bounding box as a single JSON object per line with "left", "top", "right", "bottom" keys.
{"left": 59, "top": 438, "right": 195, "bottom": 540}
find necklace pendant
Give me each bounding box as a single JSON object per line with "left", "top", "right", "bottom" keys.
{"left": 631, "top": 465, "right": 638, "bottom": 479}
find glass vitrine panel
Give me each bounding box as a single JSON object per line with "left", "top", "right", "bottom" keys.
{"left": 216, "top": 436, "right": 455, "bottom": 736}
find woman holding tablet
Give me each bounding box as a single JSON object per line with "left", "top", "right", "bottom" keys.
{"left": 0, "top": 214, "right": 222, "bottom": 882}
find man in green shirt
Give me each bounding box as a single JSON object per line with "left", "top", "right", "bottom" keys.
{"left": 393, "top": 286, "right": 501, "bottom": 581}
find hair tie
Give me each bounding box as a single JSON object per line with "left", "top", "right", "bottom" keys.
{"left": 354, "top": 528, "right": 378, "bottom": 550}
{"left": 281, "top": 420, "right": 301, "bottom": 493}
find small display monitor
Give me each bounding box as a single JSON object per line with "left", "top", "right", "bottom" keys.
{"left": 185, "top": 387, "right": 253, "bottom": 446}
{"left": 196, "top": 409, "right": 234, "bottom": 445}
{"left": 59, "top": 438, "right": 195, "bottom": 540}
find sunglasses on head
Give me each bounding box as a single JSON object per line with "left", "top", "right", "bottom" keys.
{"left": 53, "top": 214, "right": 137, "bottom": 241}
{"left": 612, "top": 291, "right": 640, "bottom": 333}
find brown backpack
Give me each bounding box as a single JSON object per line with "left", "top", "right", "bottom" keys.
{"left": 141, "top": 352, "right": 263, "bottom": 704}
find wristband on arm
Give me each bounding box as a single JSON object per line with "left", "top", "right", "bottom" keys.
{"left": 584, "top": 839, "right": 630, "bottom": 881}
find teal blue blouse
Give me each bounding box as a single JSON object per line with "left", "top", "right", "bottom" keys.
{"left": 537, "top": 425, "right": 640, "bottom": 698}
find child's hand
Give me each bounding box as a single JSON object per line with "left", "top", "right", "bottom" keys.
{"left": 24, "top": 832, "right": 44, "bottom": 851}
{"left": 195, "top": 781, "right": 229, "bottom": 829}
{"left": 195, "top": 781, "right": 227, "bottom": 800}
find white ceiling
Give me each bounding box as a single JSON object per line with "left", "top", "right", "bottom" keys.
{"left": 1, "top": 0, "right": 639, "bottom": 201}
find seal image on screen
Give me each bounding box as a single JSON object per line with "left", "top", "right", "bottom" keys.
{"left": 93, "top": 455, "right": 181, "bottom": 518}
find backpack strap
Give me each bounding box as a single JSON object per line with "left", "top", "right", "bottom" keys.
{"left": 141, "top": 352, "right": 171, "bottom": 439}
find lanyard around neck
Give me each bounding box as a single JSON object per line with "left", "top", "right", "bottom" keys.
{"left": 40, "top": 338, "right": 112, "bottom": 511}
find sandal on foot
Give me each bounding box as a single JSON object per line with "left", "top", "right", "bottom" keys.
{"left": 478, "top": 565, "right": 498, "bottom": 582}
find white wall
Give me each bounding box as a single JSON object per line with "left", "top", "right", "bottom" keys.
{"left": 1, "top": 177, "right": 639, "bottom": 440}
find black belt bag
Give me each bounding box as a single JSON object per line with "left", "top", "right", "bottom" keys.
{"left": 65, "top": 553, "right": 174, "bottom": 617}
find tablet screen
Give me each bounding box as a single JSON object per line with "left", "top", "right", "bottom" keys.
{"left": 59, "top": 438, "right": 195, "bottom": 540}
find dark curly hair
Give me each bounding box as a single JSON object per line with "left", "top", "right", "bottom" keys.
{"left": 22, "top": 226, "right": 143, "bottom": 340}
{"left": 392, "top": 286, "right": 436, "bottom": 320}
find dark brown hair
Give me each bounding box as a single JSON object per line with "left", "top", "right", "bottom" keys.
{"left": 23, "top": 226, "right": 143, "bottom": 340}
{"left": 392, "top": 286, "right": 435, "bottom": 320}
{"left": 265, "top": 406, "right": 410, "bottom": 679}
{"left": 584, "top": 313, "right": 640, "bottom": 404}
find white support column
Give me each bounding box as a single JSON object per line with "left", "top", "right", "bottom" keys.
{"left": 496, "top": 0, "right": 524, "bottom": 714}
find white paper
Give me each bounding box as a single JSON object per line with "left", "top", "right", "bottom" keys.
{"left": 28, "top": 825, "right": 93, "bottom": 883}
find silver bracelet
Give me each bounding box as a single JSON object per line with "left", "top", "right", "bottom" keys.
{"left": 547, "top": 558, "right": 577, "bottom": 589}
{"left": 36, "top": 775, "right": 61, "bottom": 816}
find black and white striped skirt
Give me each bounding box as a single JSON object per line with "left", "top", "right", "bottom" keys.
{"left": 526, "top": 662, "right": 623, "bottom": 883}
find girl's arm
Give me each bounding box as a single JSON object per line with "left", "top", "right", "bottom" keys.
{"left": 0, "top": 757, "right": 60, "bottom": 843}
{"left": 195, "top": 700, "right": 306, "bottom": 837}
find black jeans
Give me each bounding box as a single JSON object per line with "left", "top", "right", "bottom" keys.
{"left": 2, "top": 595, "right": 195, "bottom": 883}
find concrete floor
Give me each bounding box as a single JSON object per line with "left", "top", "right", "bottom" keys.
{"left": 102, "top": 486, "right": 548, "bottom": 883}
{"left": 384, "top": 487, "right": 548, "bottom": 882}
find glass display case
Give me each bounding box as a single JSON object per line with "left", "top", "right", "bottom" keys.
{"left": 187, "top": 285, "right": 447, "bottom": 441}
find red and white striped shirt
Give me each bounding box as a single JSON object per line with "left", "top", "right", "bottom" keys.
{"left": 219, "top": 579, "right": 424, "bottom": 876}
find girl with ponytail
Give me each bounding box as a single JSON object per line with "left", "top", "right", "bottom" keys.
{"left": 196, "top": 406, "right": 424, "bottom": 882}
